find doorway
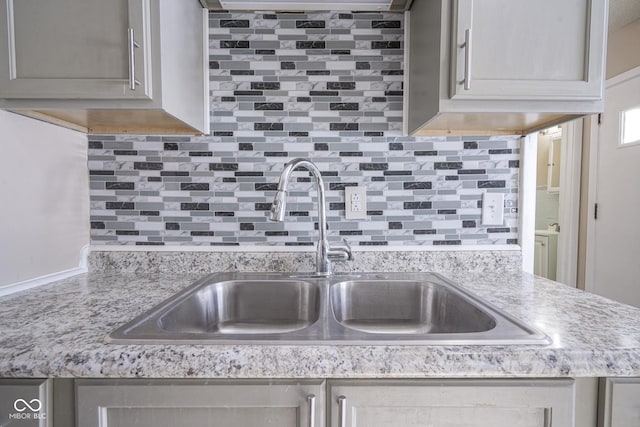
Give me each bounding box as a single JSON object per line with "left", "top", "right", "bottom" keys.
{"left": 534, "top": 126, "right": 561, "bottom": 280}
{"left": 527, "top": 120, "right": 582, "bottom": 286}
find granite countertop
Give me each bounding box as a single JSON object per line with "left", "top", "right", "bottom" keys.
{"left": 1, "top": 270, "right": 639, "bottom": 379}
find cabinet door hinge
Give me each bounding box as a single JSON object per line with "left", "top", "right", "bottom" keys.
{"left": 594, "top": 203, "right": 598, "bottom": 220}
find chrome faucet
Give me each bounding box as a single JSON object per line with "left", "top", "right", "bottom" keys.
{"left": 269, "top": 158, "right": 352, "bottom": 275}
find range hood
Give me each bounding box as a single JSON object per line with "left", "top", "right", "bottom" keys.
{"left": 204, "top": 0, "right": 412, "bottom": 11}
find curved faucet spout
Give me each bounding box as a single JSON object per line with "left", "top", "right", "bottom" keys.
{"left": 269, "top": 158, "right": 328, "bottom": 253}
{"left": 269, "top": 158, "right": 350, "bottom": 275}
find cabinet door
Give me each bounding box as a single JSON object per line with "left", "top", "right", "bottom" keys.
{"left": 76, "top": 380, "right": 324, "bottom": 427}
{"left": 0, "top": 0, "right": 151, "bottom": 100}
{"left": 329, "top": 379, "right": 576, "bottom": 427}
{"left": 0, "top": 379, "right": 51, "bottom": 427}
{"left": 547, "top": 136, "right": 562, "bottom": 192}
{"left": 450, "top": 0, "right": 605, "bottom": 101}
{"left": 534, "top": 235, "right": 549, "bottom": 277}
{"left": 600, "top": 378, "right": 640, "bottom": 427}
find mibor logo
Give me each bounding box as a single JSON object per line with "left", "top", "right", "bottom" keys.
{"left": 13, "top": 398, "right": 42, "bottom": 412}
{"left": 9, "top": 398, "right": 46, "bottom": 420}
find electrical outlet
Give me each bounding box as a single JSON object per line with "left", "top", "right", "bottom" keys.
{"left": 482, "top": 192, "right": 504, "bottom": 225}
{"left": 345, "top": 186, "right": 367, "bottom": 219}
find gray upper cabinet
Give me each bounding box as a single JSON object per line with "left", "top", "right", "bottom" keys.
{"left": 0, "top": 0, "right": 150, "bottom": 100}
{"left": 405, "top": 0, "right": 607, "bottom": 136}
{"left": 0, "top": 0, "right": 209, "bottom": 134}
{"left": 450, "top": 0, "right": 604, "bottom": 101}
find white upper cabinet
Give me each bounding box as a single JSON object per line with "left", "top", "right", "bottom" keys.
{"left": 0, "top": 0, "right": 209, "bottom": 134}
{"left": 404, "top": 0, "right": 608, "bottom": 136}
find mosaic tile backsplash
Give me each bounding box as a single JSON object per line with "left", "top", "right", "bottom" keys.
{"left": 88, "top": 11, "right": 520, "bottom": 247}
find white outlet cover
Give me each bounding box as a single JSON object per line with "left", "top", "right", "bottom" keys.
{"left": 345, "top": 186, "right": 367, "bottom": 220}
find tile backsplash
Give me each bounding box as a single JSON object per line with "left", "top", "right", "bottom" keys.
{"left": 88, "top": 11, "right": 520, "bottom": 247}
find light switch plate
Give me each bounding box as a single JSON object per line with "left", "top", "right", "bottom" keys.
{"left": 345, "top": 186, "right": 367, "bottom": 220}
{"left": 482, "top": 192, "right": 504, "bottom": 225}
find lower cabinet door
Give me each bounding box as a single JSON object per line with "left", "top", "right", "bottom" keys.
{"left": 599, "top": 378, "right": 640, "bottom": 427}
{"left": 76, "top": 379, "right": 324, "bottom": 427}
{"left": 0, "top": 379, "right": 51, "bottom": 427}
{"left": 329, "top": 379, "right": 578, "bottom": 427}
{"left": 534, "top": 235, "right": 549, "bottom": 278}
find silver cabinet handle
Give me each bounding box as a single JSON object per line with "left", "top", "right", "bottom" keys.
{"left": 307, "top": 394, "right": 316, "bottom": 427}
{"left": 462, "top": 28, "right": 472, "bottom": 90}
{"left": 337, "top": 395, "right": 347, "bottom": 427}
{"left": 544, "top": 407, "right": 552, "bottom": 427}
{"left": 127, "top": 28, "right": 141, "bottom": 91}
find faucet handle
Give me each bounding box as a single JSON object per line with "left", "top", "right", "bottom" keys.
{"left": 341, "top": 238, "right": 353, "bottom": 260}
{"left": 328, "top": 239, "right": 353, "bottom": 262}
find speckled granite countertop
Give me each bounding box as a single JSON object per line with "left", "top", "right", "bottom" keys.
{"left": 1, "top": 270, "right": 639, "bottom": 378}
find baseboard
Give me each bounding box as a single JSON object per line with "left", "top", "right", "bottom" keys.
{"left": 0, "top": 267, "right": 87, "bottom": 298}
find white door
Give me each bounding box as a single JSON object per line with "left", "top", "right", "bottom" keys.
{"left": 587, "top": 67, "right": 640, "bottom": 307}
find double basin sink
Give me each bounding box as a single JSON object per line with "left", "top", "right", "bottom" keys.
{"left": 107, "top": 272, "right": 549, "bottom": 345}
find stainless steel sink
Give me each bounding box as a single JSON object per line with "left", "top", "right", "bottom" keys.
{"left": 107, "top": 272, "right": 550, "bottom": 345}
{"left": 158, "top": 280, "right": 320, "bottom": 334}
{"left": 330, "top": 280, "right": 496, "bottom": 334}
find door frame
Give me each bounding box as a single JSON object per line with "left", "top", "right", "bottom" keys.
{"left": 520, "top": 134, "right": 537, "bottom": 273}
{"left": 584, "top": 66, "right": 640, "bottom": 293}
{"left": 556, "top": 119, "right": 583, "bottom": 287}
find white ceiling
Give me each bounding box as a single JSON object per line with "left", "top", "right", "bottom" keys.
{"left": 609, "top": 0, "right": 640, "bottom": 32}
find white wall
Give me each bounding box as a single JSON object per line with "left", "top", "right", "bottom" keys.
{"left": 535, "top": 188, "right": 559, "bottom": 230}
{"left": 0, "top": 110, "right": 89, "bottom": 289}
{"left": 606, "top": 18, "right": 640, "bottom": 79}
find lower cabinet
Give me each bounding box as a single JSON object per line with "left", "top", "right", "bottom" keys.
{"left": 73, "top": 378, "right": 599, "bottom": 427}
{"left": 76, "top": 379, "right": 324, "bottom": 427}
{"left": 0, "top": 379, "right": 51, "bottom": 427}
{"left": 534, "top": 232, "right": 559, "bottom": 280}
{"left": 328, "top": 379, "right": 597, "bottom": 427}
{"left": 599, "top": 378, "right": 640, "bottom": 427}
{"left": 7, "top": 377, "right": 640, "bottom": 426}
